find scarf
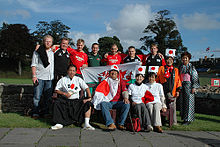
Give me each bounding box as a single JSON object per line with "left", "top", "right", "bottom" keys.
{"left": 36, "top": 45, "right": 50, "bottom": 68}
{"left": 164, "top": 65, "right": 174, "bottom": 78}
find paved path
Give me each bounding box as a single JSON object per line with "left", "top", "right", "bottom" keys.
{"left": 0, "top": 128, "right": 219, "bottom": 147}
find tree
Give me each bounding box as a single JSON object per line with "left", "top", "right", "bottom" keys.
{"left": 32, "top": 20, "right": 74, "bottom": 46}
{"left": 140, "top": 10, "right": 187, "bottom": 59}
{"left": 0, "top": 23, "right": 35, "bottom": 75}
{"left": 98, "top": 36, "right": 123, "bottom": 56}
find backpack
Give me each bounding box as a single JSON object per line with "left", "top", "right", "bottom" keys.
{"left": 126, "top": 117, "right": 141, "bottom": 132}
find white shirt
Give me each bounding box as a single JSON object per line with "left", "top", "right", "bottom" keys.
{"left": 31, "top": 49, "right": 54, "bottom": 80}
{"left": 145, "top": 82, "right": 167, "bottom": 108}
{"left": 55, "top": 76, "right": 88, "bottom": 99}
{"left": 128, "top": 83, "right": 147, "bottom": 104}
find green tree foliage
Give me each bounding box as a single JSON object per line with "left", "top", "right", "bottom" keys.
{"left": 98, "top": 36, "right": 123, "bottom": 56}
{"left": 32, "top": 20, "right": 74, "bottom": 46}
{"left": 0, "top": 23, "right": 35, "bottom": 75}
{"left": 140, "top": 10, "right": 187, "bottom": 58}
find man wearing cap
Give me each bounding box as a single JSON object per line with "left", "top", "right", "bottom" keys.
{"left": 128, "top": 66, "right": 153, "bottom": 131}
{"left": 92, "top": 65, "right": 130, "bottom": 130}
{"left": 145, "top": 69, "right": 167, "bottom": 133}
{"left": 156, "top": 49, "right": 182, "bottom": 125}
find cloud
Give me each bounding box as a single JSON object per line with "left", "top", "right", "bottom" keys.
{"left": 180, "top": 13, "right": 220, "bottom": 30}
{"left": 105, "top": 4, "right": 152, "bottom": 50}
{"left": 16, "top": 0, "right": 80, "bottom": 13}
{"left": 69, "top": 31, "right": 102, "bottom": 49}
{"left": 0, "top": 9, "right": 30, "bottom": 19}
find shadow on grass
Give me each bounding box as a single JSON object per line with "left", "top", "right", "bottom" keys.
{"left": 195, "top": 115, "right": 220, "bottom": 124}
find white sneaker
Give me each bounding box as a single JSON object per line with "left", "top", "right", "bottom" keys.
{"left": 146, "top": 125, "right": 153, "bottom": 132}
{"left": 83, "top": 125, "right": 95, "bottom": 131}
{"left": 51, "top": 124, "right": 63, "bottom": 130}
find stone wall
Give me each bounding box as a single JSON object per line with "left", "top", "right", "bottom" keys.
{"left": 0, "top": 84, "right": 33, "bottom": 113}
{"left": 0, "top": 84, "right": 220, "bottom": 116}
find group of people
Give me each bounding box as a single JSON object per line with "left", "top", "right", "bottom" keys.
{"left": 31, "top": 35, "right": 200, "bottom": 133}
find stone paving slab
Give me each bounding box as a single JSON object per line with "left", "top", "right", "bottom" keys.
{"left": 0, "top": 128, "right": 10, "bottom": 139}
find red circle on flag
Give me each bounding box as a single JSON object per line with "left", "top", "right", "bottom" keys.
{"left": 70, "top": 84, "right": 75, "bottom": 89}
{"left": 114, "top": 66, "right": 118, "bottom": 69}
{"left": 138, "top": 67, "right": 143, "bottom": 71}
{"left": 151, "top": 67, "right": 155, "bottom": 70}
{"left": 169, "top": 50, "right": 173, "bottom": 54}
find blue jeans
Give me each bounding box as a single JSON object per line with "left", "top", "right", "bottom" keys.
{"left": 33, "top": 79, "right": 53, "bottom": 114}
{"left": 100, "top": 101, "right": 130, "bottom": 126}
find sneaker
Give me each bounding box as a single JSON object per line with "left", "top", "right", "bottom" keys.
{"left": 145, "top": 125, "right": 153, "bottom": 132}
{"left": 51, "top": 124, "right": 63, "bottom": 130}
{"left": 107, "top": 123, "right": 116, "bottom": 130}
{"left": 83, "top": 125, "right": 95, "bottom": 131}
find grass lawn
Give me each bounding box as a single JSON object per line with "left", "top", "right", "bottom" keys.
{"left": 0, "top": 78, "right": 32, "bottom": 84}
{"left": 0, "top": 112, "right": 220, "bottom": 131}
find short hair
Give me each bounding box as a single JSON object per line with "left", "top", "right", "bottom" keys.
{"left": 165, "top": 56, "right": 174, "bottom": 61}
{"left": 92, "top": 43, "right": 99, "bottom": 48}
{"left": 61, "top": 37, "right": 69, "bottom": 43}
{"left": 43, "top": 35, "right": 53, "bottom": 42}
{"left": 135, "top": 74, "right": 144, "bottom": 78}
{"left": 148, "top": 72, "right": 157, "bottom": 78}
{"left": 67, "top": 64, "right": 77, "bottom": 71}
{"left": 111, "top": 44, "right": 118, "bottom": 48}
{"left": 128, "top": 46, "right": 135, "bottom": 50}
{"left": 77, "top": 39, "right": 85, "bottom": 45}
{"left": 181, "top": 51, "right": 191, "bottom": 60}
{"left": 150, "top": 43, "right": 158, "bottom": 48}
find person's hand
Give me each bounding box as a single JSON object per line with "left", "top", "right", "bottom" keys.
{"left": 35, "top": 45, "right": 40, "bottom": 51}
{"left": 82, "top": 64, "right": 88, "bottom": 69}
{"left": 176, "top": 92, "right": 179, "bottom": 97}
{"left": 132, "top": 102, "right": 137, "bottom": 106}
{"left": 64, "top": 92, "right": 71, "bottom": 98}
{"left": 162, "top": 108, "right": 167, "bottom": 112}
{"left": 123, "top": 98, "right": 130, "bottom": 104}
{"left": 158, "top": 53, "right": 164, "bottom": 59}
{"left": 83, "top": 98, "right": 92, "bottom": 103}
{"left": 104, "top": 53, "right": 108, "bottom": 58}
{"left": 117, "top": 51, "right": 121, "bottom": 54}
{"left": 191, "top": 88, "right": 196, "bottom": 94}
{"left": 32, "top": 77, "right": 38, "bottom": 84}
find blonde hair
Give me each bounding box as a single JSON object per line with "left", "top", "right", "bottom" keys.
{"left": 77, "top": 39, "right": 85, "bottom": 45}
{"left": 43, "top": 35, "right": 53, "bottom": 43}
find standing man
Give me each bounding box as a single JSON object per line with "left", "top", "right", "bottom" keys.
{"left": 122, "top": 46, "right": 145, "bottom": 64}
{"left": 88, "top": 43, "right": 102, "bottom": 67}
{"left": 101, "top": 44, "right": 122, "bottom": 65}
{"left": 68, "top": 39, "right": 88, "bottom": 78}
{"left": 31, "top": 35, "right": 54, "bottom": 118}
{"left": 54, "top": 37, "right": 70, "bottom": 85}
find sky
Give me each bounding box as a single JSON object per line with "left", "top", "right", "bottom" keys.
{"left": 1, "top": 0, "right": 220, "bottom": 61}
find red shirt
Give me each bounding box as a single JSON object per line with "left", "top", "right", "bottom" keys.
{"left": 110, "top": 79, "right": 127, "bottom": 102}
{"left": 67, "top": 48, "right": 88, "bottom": 74}
{"left": 102, "top": 53, "right": 122, "bottom": 65}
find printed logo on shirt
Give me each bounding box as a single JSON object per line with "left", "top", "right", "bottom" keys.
{"left": 76, "top": 56, "right": 84, "bottom": 62}
{"left": 109, "top": 59, "right": 118, "bottom": 63}
{"left": 156, "top": 59, "right": 161, "bottom": 62}
{"left": 58, "top": 53, "right": 62, "bottom": 56}
{"left": 66, "top": 54, "right": 69, "bottom": 58}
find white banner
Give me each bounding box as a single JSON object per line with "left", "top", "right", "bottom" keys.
{"left": 81, "top": 62, "right": 141, "bottom": 83}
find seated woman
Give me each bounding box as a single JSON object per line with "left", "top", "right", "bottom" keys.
{"left": 128, "top": 66, "right": 153, "bottom": 131}
{"left": 51, "top": 64, "right": 95, "bottom": 130}
{"left": 145, "top": 71, "right": 167, "bottom": 133}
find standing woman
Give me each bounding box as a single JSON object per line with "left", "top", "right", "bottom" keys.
{"left": 179, "top": 52, "right": 200, "bottom": 125}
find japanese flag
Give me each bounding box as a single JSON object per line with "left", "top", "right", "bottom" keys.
{"left": 136, "top": 66, "right": 146, "bottom": 75}
{"left": 148, "top": 66, "right": 159, "bottom": 73}
{"left": 166, "top": 49, "right": 176, "bottom": 57}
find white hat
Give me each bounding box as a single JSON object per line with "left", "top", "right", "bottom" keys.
{"left": 148, "top": 66, "right": 159, "bottom": 73}
{"left": 136, "top": 66, "right": 146, "bottom": 75}
{"left": 109, "top": 65, "right": 120, "bottom": 72}
{"left": 165, "top": 49, "right": 176, "bottom": 57}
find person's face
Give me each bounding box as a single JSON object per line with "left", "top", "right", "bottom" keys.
{"left": 166, "top": 57, "right": 174, "bottom": 66}
{"left": 182, "top": 55, "right": 190, "bottom": 65}
{"left": 77, "top": 42, "right": 84, "bottom": 51}
{"left": 111, "top": 45, "right": 118, "bottom": 54}
{"left": 44, "top": 37, "right": 53, "bottom": 49}
{"left": 150, "top": 46, "right": 158, "bottom": 55}
{"left": 109, "top": 70, "right": 118, "bottom": 80}
{"left": 67, "top": 66, "right": 77, "bottom": 78}
{"left": 136, "top": 74, "right": 144, "bottom": 84}
{"left": 92, "top": 44, "right": 99, "bottom": 54}
{"left": 60, "top": 40, "right": 69, "bottom": 51}
{"left": 148, "top": 74, "right": 156, "bottom": 83}
{"left": 128, "top": 48, "right": 136, "bottom": 57}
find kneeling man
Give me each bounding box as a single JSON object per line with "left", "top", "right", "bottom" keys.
{"left": 92, "top": 65, "right": 130, "bottom": 130}
{"left": 51, "top": 64, "right": 95, "bottom": 130}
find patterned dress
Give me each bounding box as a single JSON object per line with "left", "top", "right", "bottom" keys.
{"left": 179, "top": 63, "right": 200, "bottom": 122}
